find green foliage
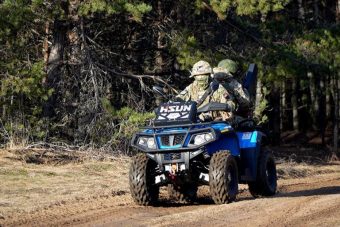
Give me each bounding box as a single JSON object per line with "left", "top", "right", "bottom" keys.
{"left": 101, "top": 98, "right": 154, "bottom": 139}
{"left": 79, "top": 0, "right": 152, "bottom": 22}
{"left": 116, "top": 107, "right": 154, "bottom": 138}
{"left": 194, "top": 0, "right": 291, "bottom": 19}
{"left": 0, "top": 61, "right": 50, "bottom": 143}
{"left": 260, "top": 27, "right": 340, "bottom": 84}
{"left": 0, "top": 1, "right": 51, "bottom": 145}
{"left": 0, "top": 61, "right": 49, "bottom": 100}
{"left": 171, "top": 34, "right": 215, "bottom": 70}
{"left": 293, "top": 28, "right": 340, "bottom": 72}
{"left": 208, "top": 0, "right": 232, "bottom": 20}
{"left": 0, "top": 0, "right": 34, "bottom": 41}
{"left": 254, "top": 86, "right": 269, "bottom": 124}
{"left": 235, "top": 0, "right": 290, "bottom": 16}
{"left": 124, "top": 2, "right": 152, "bottom": 22}
{"left": 79, "top": 0, "right": 121, "bottom": 15}
{"left": 0, "top": 0, "right": 338, "bottom": 150}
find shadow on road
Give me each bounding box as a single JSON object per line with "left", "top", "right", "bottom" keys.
{"left": 277, "top": 186, "right": 340, "bottom": 198}
{"left": 149, "top": 185, "right": 340, "bottom": 208}
{"left": 153, "top": 188, "right": 255, "bottom": 207}
{"left": 154, "top": 197, "right": 215, "bottom": 207}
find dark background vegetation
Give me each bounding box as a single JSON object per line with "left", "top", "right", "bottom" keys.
{"left": 0, "top": 0, "right": 339, "bottom": 158}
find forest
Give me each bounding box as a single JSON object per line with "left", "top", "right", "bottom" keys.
{"left": 0, "top": 0, "right": 339, "bottom": 157}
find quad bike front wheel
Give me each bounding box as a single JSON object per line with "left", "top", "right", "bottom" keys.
{"left": 129, "top": 153, "right": 159, "bottom": 205}
{"left": 248, "top": 150, "right": 277, "bottom": 197}
{"left": 209, "top": 151, "right": 238, "bottom": 204}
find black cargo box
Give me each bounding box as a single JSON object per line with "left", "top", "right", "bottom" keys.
{"left": 154, "top": 101, "right": 197, "bottom": 126}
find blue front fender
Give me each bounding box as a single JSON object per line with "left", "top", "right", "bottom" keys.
{"left": 206, "top": 133, "right": 240, "bottom": 156}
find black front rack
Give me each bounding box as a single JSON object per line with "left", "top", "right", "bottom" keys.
{"left": 142, "top": 121, "right": 228, "bottom": 130}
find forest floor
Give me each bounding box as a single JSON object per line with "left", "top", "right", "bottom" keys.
{"left": 0, "top": 147, "right": 339, "bottom": 227}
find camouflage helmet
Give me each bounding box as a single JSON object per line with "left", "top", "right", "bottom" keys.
{"left": 217, "top": 59, "right": 238, "bottom": 74}
{"left": 190, "top": 60, "right": 212, "bottom": 77}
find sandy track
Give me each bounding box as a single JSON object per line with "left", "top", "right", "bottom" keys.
{"left": 3, "top": 170, "right": 340, "bottom": 227}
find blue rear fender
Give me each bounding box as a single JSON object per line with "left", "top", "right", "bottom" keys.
{"left": 236, "top": 131, "right": 265, "bottom": 182}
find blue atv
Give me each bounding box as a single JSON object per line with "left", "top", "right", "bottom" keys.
{"left": 129, "top": 66, "right": 277, "bottom": 205}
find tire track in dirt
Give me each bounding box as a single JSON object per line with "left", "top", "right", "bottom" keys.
{"left": 144, "top": 174, "right": 340, "bottom": 227}
{"left": 2, "top": 172, "right": 340, "bottom": 227}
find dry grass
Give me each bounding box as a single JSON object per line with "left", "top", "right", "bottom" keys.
{"left": 277, "top": 160, "right": 340, "bottom": 179}
{"left": 0, "top": 148, "right": 339, "bottom": 220}
{"left": 0, "top": 149, "right": 130, "bottom": 219}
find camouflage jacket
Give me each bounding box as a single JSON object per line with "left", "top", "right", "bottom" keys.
{"left": 176, "top": 81, "right": 236, "bottom": 121}
{"left": 222, "top": 78, "right": 251, "bottom": 110}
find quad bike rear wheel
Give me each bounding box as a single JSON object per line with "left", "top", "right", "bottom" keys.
{"left": 129, "top": 153, "right": 159, "bottom": 205}
{"left": 209, "top": 151, "right": 238, "bottom": 204}
{"left": 248, "top": 150, "right": 277, "bottom": 197}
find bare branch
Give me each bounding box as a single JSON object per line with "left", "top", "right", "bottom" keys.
{"left": 96, "top": 62, "right": 179, "bottom": 94}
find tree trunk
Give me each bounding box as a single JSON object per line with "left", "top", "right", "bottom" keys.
{"left": 272, "top": 83, "right": 281, "bottom": 145}
{"left": 43, "top": 21, "right": 50, "bottom": 70}
{"left": 313, "top": 0, "right": 319, "bottom": 24}
{"left": 326, "top": 75, "right": 332, "bottom": 121}
{"left": 333, "top": 72, "right": 339, "bottom": 157}
{"left": 1, "top": 82, "right": 6, "bottom": 119}
{"left": 320, "top": 77, "right": 326, "bottom": 145}
{"left": 66, "top": 0, "right": 82, "bottom": 139}
{"left": 43, "top": 19, "right": 67, "bottom": 118}
{"left": 255, "top": 80, "right": 262, "bottom": 112}
{"left": 155, "top": 0, "right": 165, "bottom": 74}
{"left": 298, "top": 0, "right": 305, "bottom": 20}
{"left": 308, "top": 72, "right": 318, "bottom": 130}
{"left": 336, "top": 0, "right": 340, "bottom": 23}
{"left": 291, "top": 79, "right": 299, "bottom": 131}
{"left": 338, "top": 78, "right": 340, "bottom": 120}
{"left": 254, "top": 80, "right": 265, "bottom": 126}
{"left": 280, "top": 80, "right": 286, "bottom": 131}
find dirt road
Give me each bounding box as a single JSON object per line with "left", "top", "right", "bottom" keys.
{"left": 3, "top": 169, "right": 340, "bottom": 227}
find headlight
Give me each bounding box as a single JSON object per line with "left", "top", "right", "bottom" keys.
{"left": 193, "top": 132, "right": 214, "bottom": 145}
{"left": 137, "top": 137, "right": 156, "bottom": 149}
{"left": 147, "top": 138, "right": 156, "bottom": 149}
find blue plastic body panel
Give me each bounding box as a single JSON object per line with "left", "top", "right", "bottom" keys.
{"left": 206, "top": 133, "right": 240, "bottom": 156}
{"left": 242, "top": 64, "right": 258, "bottom": 107}
{"left": 236, "top": 131, "right": 264, "bottom": 181}
{"left": 194, "top": 122, "right": 240, "bottom": 156}
{"left": 133, "top": 122, "right": 265, "bottom": 182}
{"left": 236, "top": 131, "right": 262, "bottom": 148}
{"left": 243, "top": 64, "right": 257, "bottom": 90}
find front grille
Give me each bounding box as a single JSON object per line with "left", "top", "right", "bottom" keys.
{"left": 160, "top": 134, "right": 185, "bottom": 146}
{"left": 164, "top": 153, "right": 182, "bottom": 161}
{"left": 161, "top": 136, "right": 170, "bottom": 146}
{"left": 174, "top": 134, "right": 185, "bottom": 145}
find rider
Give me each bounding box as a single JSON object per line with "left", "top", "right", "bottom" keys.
{"left": 213, "top": 59, "right": 252, "bottom": 115}
{"left": 176, "top": 60, "right": 235, "bottom": 121}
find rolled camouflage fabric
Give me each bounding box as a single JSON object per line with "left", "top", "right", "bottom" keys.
{"left": 222, "top": 78, "right": 251, "bottom": 110}
{"left": 212, "top": 67, "right": 233, "bottom": 81}
{"left": 213, "top": 66, "right": 229, "bottom": 74}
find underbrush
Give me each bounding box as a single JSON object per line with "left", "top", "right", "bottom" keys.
{"left": 0, "top": 104, "right": 155, "bottom": 156}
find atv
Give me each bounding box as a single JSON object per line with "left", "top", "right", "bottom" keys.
{"left": 129, "top": 65, "right": 277, "bottom": 205}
